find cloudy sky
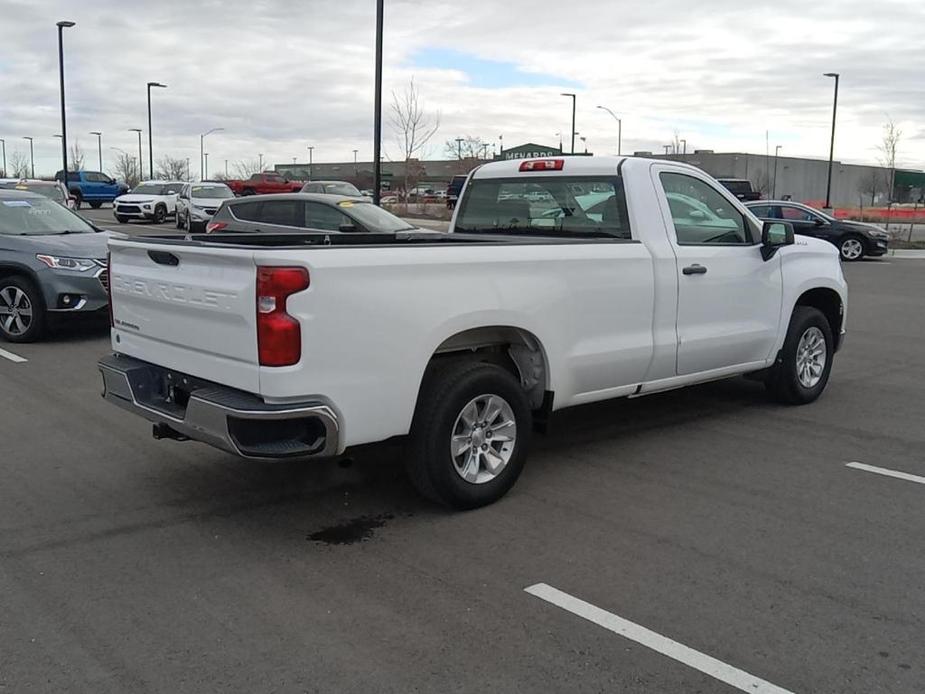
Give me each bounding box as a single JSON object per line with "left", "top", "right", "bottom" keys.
{"left": 1, "top": 0, "right": 923, "bottom": 178}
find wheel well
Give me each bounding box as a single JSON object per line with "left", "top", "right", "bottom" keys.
{"left": 795, "top": 288, "right": 843, "bottom": 348}
{"left": 0, "top": 266, "right": 34, "bottom": 283}
{"left": 429, "top": 326, "right": 549, "bottom": 409}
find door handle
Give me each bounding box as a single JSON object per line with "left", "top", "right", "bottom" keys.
{"left": 682, "top": 264, "right": 707, "bottom": 275}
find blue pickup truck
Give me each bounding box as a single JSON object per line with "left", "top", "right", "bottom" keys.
{"left": 55, "top": 170, "right": 128, "bottom": 209}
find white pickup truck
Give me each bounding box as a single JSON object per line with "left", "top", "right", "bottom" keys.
{"left": 99, "top": 156, "right": 847, "bottom": 509}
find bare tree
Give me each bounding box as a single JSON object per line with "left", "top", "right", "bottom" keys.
{"left": 444, "top": 136, "right": 487, "bottom": 160}
{"left": 749, "top": 169, "right": 771, "bottom": 197}
{"left": 390, "top": 78, "right": 440, "bottom": 192}
{"left": 858, "top": 169, "right": 882, "bottom": 208}
{"left": 232, "top": 159, "right": 261, "bottom": 179}
{"left": 877, "top": 118, "right": 902, "bottom": 203}
{"left": 8, "top": 151, "right": 30, "bottom": 178}
{"left": 69, "top": 141, "right": 85, "bottom": 171}
{"left": 155, "top": 155, "right": 187, "bottom": 180}
{"left": 112, "top": 151, "right": 141, "bottom": 189}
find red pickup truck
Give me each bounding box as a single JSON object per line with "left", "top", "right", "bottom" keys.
{"left": 225, "top": 172, "right": 304, "bottom": 196}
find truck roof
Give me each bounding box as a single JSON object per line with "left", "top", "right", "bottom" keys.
{"left": 469, "top": 155, "right": 704, "bottom": 180}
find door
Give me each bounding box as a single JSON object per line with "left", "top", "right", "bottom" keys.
{"left": 657, "top": 169, "right": 783, "bottom": 375}
{"left": 777, "top": 204, "right": 836, "bottom": 243}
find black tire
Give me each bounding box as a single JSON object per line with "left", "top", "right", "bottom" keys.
{"left": 406, "top": 360, "right": 532, "bottom": 509}
{"left": 0, "top": 275, "right": 46, "bottom": 343}
{"left": 115, "top": 215, "right": 129, "bottom": 224}
{"left": 175, "top": 210, "right": 184, "bottom": 229}
{"left": 72, "top": 193, "right": 83, "bottom": 210}
{"left": 838, "top": 234, "right": 866, "bottom": 262}
{"left": 152, "top": 205, "right": 167, "bottom": 224}
{"left": 766, "top": 306, "right": 833, "bottom": 405}
{"left": 89, "top": 201, "right": 102, "bottom": 209}
{"left": 242, "top": 188, "right": 256, "bottom": 196}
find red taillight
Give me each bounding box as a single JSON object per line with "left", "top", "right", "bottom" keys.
{"left": 205, "top": 221, "right": 227, "bottom": 234}
{"left": 256, "top": 266, "right": 310, "bottom": 367}
{"left": 106, "top": 251, "right": 113, "bottom": 327}
{"left": 519, "top": 159, "right": 564, "bottom": 172}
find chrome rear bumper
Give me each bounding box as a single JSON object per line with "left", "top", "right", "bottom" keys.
{"left": 98, "top": 354, "right": 339, "bottom": 460}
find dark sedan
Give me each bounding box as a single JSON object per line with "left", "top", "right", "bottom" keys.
{"left": 746, "top": 200, "right": 889, "bottom": 261}
{"left": 204, "top": 193, "right": 423, "bottom": 234}
{"left": 0, "top": 190, "right": 109, "bottom": 342}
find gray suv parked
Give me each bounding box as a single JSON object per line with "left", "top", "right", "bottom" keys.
{"left": 0, "top": 190, "right": 109, "bottom": 342}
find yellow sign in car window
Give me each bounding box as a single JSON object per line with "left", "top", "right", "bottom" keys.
{"left": 337, "top": 201, "right": 355, "bottom": 208}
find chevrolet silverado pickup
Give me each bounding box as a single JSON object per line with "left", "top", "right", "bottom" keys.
{"left": 98, "top": 156, "right": 847, "bottom": 509}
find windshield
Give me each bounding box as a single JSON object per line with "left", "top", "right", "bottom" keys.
{"left": 131, "top": 183, "right": 170, "bottom": 195}
{"left": 324, "top": 183, "right": 362, "bottom": 196}
{"left": 343, "top": 201, "right": 416, "bottom": 232}
{"left": 454, "top": 176, "right": 631, "bottom": 238}
{"left": 0, "top": 196, "right": 95, "bottom": 235}
{"left": 0, "top": 183, "right": 65, "bottom": 203}
{"left": 720, "top": 180, "right": 752, "bottom": 194}
{"left": 191, "top": 185, "right": 233, "bottom": 199}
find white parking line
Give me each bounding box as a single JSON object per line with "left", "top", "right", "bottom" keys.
{"left": 846, "top": 462, "right": 925, "bottom": 486}
{"left": 525, "top": 583, "right": 795, "bottom": 694}
{"left": 0, "top": 347, "right": 27, "bottom": 363}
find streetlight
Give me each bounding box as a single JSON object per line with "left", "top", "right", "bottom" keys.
{"left": 455, "top": 137, "right": 464, "bottom": 160}
{"left": 0, "top": 138, "right": 6, "bottom": 177}
{"left": 200, "top": 127, "right": 224, "bottom": 181}
{"left": 56, "top": 20, "right": 75, "bottom": 179}
{"left": 773, "top": 145, "right": 782, "bottom": 199}
{"left": 353, "top": 149, "right": 358, "bottom": 175}
{"left": 580, "top": 136, "right": 588, "bottom": 154}
{"left": 224, "top": 159, "right": 228, "bottom": 177}
{"left": 663, "top": 144, "right": 671, "bottom": 156}
{"left": 823, "top": 72, "right": 839, "bottom": 209}
{"left": 89, "top": 131, "right": 102, "bottom": 170}
{"left": 146, "top": 81, "right": 167, "bottom": 179}
{"left": 307, "top": 146, "right": 314, "bottom": 179}
{"left": 561, "top": 93, "right": 576, "bottom": 154}
{"left": 596, "top": 106, "right": 622, "bottom": 156}
{"left": 499, "top": 134, "right": 503, "bottom": 156}
{"left": 373, "top": 0, "right": 384, "bottom": 205}
{"left": 22, "top": 136, "right": 34, "bottom": 178}
{"left": 555, "top": 132, "right": 562, "bottom": 151}
{"left": 680, "top": 139, "right": 687, "bottom": 156}
{"left": 258, "top": 153, "right": 263, "bottom": 171}
{"left": 204, "top": 153, "right": 209, "bottom": 179}
{"left": 128, "top": 129, "right": 143, "bottom": 179}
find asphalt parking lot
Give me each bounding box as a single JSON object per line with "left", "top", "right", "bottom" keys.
{"left": 2, "top": 231, "right": 924, "bottom": 692}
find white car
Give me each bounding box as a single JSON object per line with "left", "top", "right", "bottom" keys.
{"left": 100, "top": 155, "right": 847, "bottom": 510}
{"left": 175, "top": 182, "right": 234, "bottom": 233}
{"left": 113, "top": 180, "right": 183, "bottom": 224}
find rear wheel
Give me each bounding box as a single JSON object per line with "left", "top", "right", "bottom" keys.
{"left": 0, "top": 276, "right": 46, "bottom": 343}
{"left": 89, "top": 201, "right": 102, "bottom": 209}
{"left": 839, "top": 235, "right": 865, "bottom": 261}
{"left": 175, "top": 210, "right": 185, "bottom": 229}
{"left": 72, "top": 193, "right": 83, "bottom": 210}
{"left": 766, "top": 306, "right": 833, "bottom": 405}
{"left": 242, "top": 188, "right": 256, "bottom": 196}
{"left": 406, "top": 360, "right": 531, "bottom": 509}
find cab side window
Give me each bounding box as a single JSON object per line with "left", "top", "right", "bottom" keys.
{"left": 304, "top": 202, "right": 350, "bottom": 231}
{"left": 659, "top": 172, "right": 752, "bottom": 245}
{"left": 780, "top": 206, "right": 816, "bottom": 222}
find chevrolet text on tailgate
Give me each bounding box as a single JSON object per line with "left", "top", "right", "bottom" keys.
{"left": 99, "top": 156, "right": 848, "bottom": 509}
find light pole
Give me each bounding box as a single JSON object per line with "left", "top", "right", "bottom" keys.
{"left": 823, "top": 72, "right": 839, "bottom": 209}
{"left": 773, "top": 145, "right": 782, "bottom": 199}
{"left": 23, "top": 136, "right": 34, "bottom": 178}
{"left": 596, "top": 106, "right": 622, "bottom": 156}
{"left": 499, "top": 134, "right": 503, "bottom": 157}
{"left": 89, "top": 131, "right": 102, "bottom": 170}
{"left": 580, "top": 136, "right": 588, "bottom": 154}
{"left": 555, "top": 132, "right": 562, "bottom": 151}
{"left": 204, "top": 153, "right": 209, "bottom": 179}
{"left": 57, "top": 20, "right": 75, "bottom": 179}
{"left": 129, "top": 128, "right": 143, "bottom": 179}
{"left": 224, "top": 159, "right": 228, "bottom": 177}
{"left": 353, "top": 149, "right": 358, "bottom": 175}
{"left": 258, "top": 153, "right": 263, "bottom": 171}
{"left": 186, "top": 157, "right": 190, "bottom": 181}
{"left": 372, "top": 0, "right": 384, "bottom": 205}
{"left": 0, "top": 138, "right": 6, "bottom": 176}
{"left": 680, "top": 139, "right": 687, "bottom": 155}
{"left": 200, "top": 127, "right": 223, "bottom": 181}
{"left": 561, "top": 93, "right": 576, "bottom": 154}
{"left": 146, "top": 81, "right": 166, "bottom": 179}
{"left": 455, "top": 137, "right": 464, "bottom": 160}
{"left": 663, "top": 144, "right": 671, "bottom": 156}
{"left": 307, "top": 146, "right": 314, "bottom": 179}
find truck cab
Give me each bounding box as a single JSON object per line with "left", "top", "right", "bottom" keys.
{"left": 55, "top": 170, "right": 128, "bottom": 209}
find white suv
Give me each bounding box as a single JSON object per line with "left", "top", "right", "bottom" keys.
{"left": 175, "top": 182, "right": 235, "bottom": 233}
{"left": 113, "top": 180, "right": 183, "bottom": 224}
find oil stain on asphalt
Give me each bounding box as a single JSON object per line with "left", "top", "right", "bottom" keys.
{"left": 308, "top": 514, "right": 395, "bottom": 545}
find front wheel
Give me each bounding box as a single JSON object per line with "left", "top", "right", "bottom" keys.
{"left": 175, "top": 210, "right": 185, "bottom": 229}
{"left": 0, "top": 276, "right": 46, "bottom": 343}
{"left": 766, "top": 306, "right": 833, "bottom": 405}
{"left": 152, "top": 205, "right": 167, "bottom": 224}
{"left": 406, "top": 360, "right": 531, "bottom": 509}
{"left": 115, "top": 215, "right": 129, "bottom": 224}
{"left": 839, "top": 235, "right": 865, "bottom": 261}
{"left": 89, "top": 201, "right": 102, "bottom": 209}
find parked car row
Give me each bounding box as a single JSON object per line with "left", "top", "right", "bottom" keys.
{"left": 0, "top": 179, "right": 76, "bottom": 209}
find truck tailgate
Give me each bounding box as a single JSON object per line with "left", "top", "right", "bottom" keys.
{"left": 109, "top": 238, "right": 260, "bottom": 393}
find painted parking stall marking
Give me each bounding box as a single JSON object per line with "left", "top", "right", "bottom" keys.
{"left": 0, "top": 346, "right": 27, "bottom": 363}
{"left": 846, "top": 462, "right": 925, "bottom": 486}
{"left": 525, "top": 583, "right": 795, "bottom": 694}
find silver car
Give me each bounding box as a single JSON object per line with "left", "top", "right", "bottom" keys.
{"left": 175, "top": 182, "right": 235, "bottom": 232}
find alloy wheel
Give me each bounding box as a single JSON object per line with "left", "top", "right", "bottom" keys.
{"left": 450, "top": 394, "right": 517, "bottom": 484}
{"left": 796, "top": 326, "right": 826, "bottom": 388}
{"left": 0, "top": 286, "right": 33, "bottom": 337}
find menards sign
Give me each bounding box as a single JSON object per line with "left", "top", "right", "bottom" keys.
{"left": 501, "top": 143, "right": 562, "bottom": 160}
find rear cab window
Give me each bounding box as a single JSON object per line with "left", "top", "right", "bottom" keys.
{"left": 454, "top": 176, "right": 631, "bottom": 239}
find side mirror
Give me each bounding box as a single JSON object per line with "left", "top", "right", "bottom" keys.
{"left": 338, "top": 223, "right": 359, "bottom": 233}
{"left": 814, "top": 218, "right": 826, "bottom": 226}
{"left": 761, "top": 221, "right": 794, "bottom": 260}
